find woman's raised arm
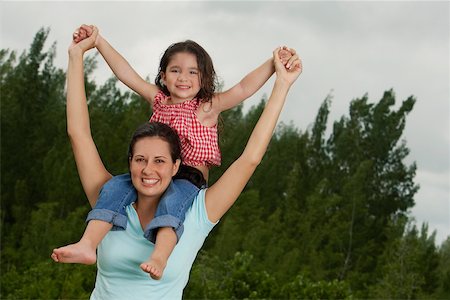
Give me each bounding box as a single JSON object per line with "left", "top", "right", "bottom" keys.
{"left": 67, "top": 26, "right": 112, "bottom": 207}
{"left": 205, "top": 47, "right": 302, "bottom": 222}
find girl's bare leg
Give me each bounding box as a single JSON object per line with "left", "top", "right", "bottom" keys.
{"left": 51, "top": 220, "right": 112, "bottom": 264}
{"left": 140, "top": 227, "right": 177, "bottom": 280}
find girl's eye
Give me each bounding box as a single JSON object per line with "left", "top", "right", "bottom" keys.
{"left": 190, "top": 70, "right": 199, "bottom": 75}
{"left": 170, "top": 69, "right": 180, "bottom": 73}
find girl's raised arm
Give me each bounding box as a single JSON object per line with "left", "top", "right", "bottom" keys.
{"left": 205, "top": 48, "right": 302, "bottom": 222}
{"left": 67, "top": 26, "right": 113, "bottom": 207}
{"left": 77, "top": 24, "right": 158, "bottom": 105}
{"left": 214, "top": 47, "right": 297, "bottom": 112}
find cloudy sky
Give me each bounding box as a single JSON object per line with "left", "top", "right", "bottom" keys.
{"left": 1, "top": 1, "right": 449, "bottom": 244}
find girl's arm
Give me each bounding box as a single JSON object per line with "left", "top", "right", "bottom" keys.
{"left": 205, "top": 48, "right": 302, "bottom": 222}
{"left": 214, "top": 47, "right": 298, "bottom": 112}
{"left": 67, "top": 26, "right": 113, "bottom": 207}
{"left": 78, "top": 25, "right": 159, "bottom": 105}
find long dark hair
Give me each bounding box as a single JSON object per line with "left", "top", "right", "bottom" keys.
{"left": 174, "top": 165, "right": 206, "bottom": 189}
{"left": 155, "top": 40, "right": 218, "bottom": 102}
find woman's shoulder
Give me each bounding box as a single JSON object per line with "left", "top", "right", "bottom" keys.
{"left": 186, "top": 188, "right": 218, "bottom": 231}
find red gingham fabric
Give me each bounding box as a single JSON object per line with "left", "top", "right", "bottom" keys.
{"left": 150, "top": 91, "right": 221, "bottom": 167}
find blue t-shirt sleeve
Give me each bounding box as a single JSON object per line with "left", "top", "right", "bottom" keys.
{"left": 191, "top": 188, "right": 218, "bottom": 235}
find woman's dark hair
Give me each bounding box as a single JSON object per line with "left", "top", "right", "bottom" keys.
{"left": 155, "top": 40, "right": 218, "bottom": 102}
{"left": 128, "top": 122, "right": 181, "bottom": 164}
{"left": 174, "top": 165, "right": 206, "bottom": 189}
{"left": 128, "top": 122, "right": 206, "bottom": 188}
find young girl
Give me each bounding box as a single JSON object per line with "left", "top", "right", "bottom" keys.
{"left": 52, "top": 24, "right": 298, "bottom": 280}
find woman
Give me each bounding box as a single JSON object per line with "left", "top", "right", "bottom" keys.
{"left": 54, "top": 27, "right": 302, "bottom": 299}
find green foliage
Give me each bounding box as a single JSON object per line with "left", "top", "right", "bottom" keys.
{"left": 2, "top": 262, "right": 95, "bottom": 299}
{"left": 281, "top": 275, "right": 351, "bottom": 299}
{"left": 1, "top": 201, "right": 95, "bottom": 299}
{"left": 434, "top": 237, "right": 450, "bottom": 298}
{"left": 185, "top": 251, "right": 351, "bottom": 299}
{"left": 370, "top": 222, "right": 440, "bottom": 299}
{"left": 1, "top": 27, "right": 65, "bottom": 220}
{"left": 1, "top": 28, "right": 447, "bottom": 299}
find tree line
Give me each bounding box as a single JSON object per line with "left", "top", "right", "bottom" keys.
{"left": 1, "top": 28, "right": 449, "bottom": 299}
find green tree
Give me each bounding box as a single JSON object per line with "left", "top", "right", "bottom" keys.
{"left": 308, "top": 91, "right": 418, "bottom": 290}
{"left": 1, "top": 201, "right": 96, "bottom": 299}
{"left": 1, "top": 27, "right": 64, "bottom": 220}
{"left": 370, "top": 222, "right": 440, "bottom": 298}
{"left": 434, "top": 237, "right": 450, "bottom": 298}
{"left": 185, "top": 251, "right": 278, "bottom": 299}
{"left": 281, "top": 275, "right": 351, "bottom": 299}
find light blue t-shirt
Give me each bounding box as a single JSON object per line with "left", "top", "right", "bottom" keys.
{"left": 90, "top": 189, "right": 217, "bottom": 300}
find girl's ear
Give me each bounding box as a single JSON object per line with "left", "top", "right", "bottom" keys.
{"left": 160, "top": 72, "right": 166, "bottom": 86}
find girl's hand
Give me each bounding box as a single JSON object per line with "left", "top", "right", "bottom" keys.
{"left": 69, "top": 25, "right": 98, "bottom": 55}
{"left": 73, "top": 27, "right": 87, "bottom": 43}
{"left": 273, "top": 47, "right": 302, "bottom": 85}
{"left": 72, "top": 24, "right": 99, "bottom": 45}
{"left": 279, "top": 46, "right": 297, "bottom": 70}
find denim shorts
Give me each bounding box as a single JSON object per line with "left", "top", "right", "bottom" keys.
{"left": 86, "top": 173, "right": 200, "bottom": 243}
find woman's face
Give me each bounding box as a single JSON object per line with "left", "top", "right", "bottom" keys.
{"left": 129, "top": 136, "right": 180, "bottom": 201}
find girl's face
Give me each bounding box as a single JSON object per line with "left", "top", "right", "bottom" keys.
{"left": 129, "top": 137, "right": 180, "bottom": 201}
{"left": 161, "top": 52, "right": 201, "bottom": 103}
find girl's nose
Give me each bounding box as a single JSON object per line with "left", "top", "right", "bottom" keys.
{"left": 177, "top": 72, "right": 187, "bottom": 82}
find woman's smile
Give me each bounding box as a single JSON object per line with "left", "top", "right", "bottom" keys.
{"left": 130, "top": 137, "right": 180, "bottom": 199}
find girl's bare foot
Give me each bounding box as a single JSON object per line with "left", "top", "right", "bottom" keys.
{"left": 51, "top": 241, "right": 96, "bottom": 264}
{"left": 140, "top": 257, "right": 166, "bottom": 280}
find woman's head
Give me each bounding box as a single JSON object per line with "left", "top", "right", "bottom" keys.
{"left": 128, "top": 122, "right": 181, "bottom": 163}
{"left": 155, "top": 40, "right": 217, "bottom": 102}
{"left": 128, "top": 122, "right": 181, "bottom": 199}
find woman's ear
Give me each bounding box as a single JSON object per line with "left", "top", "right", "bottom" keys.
{"left": 172, "top": 159, "right": 181, "bottom": 176}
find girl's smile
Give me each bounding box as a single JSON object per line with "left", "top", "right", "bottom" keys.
{"left": 162, "top": 52, "right": 201, "bottom": 104}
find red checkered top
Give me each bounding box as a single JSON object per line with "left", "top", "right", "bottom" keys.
{"left": 150, "top": 91, "right": 221, "bottom": 167}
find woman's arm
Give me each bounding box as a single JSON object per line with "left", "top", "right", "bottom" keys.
{"left": 78, "top": 25, "right": 158, "bottom": 105}
{"left": 205, "top": 48, "right": 302, "bottom": 222}
{"left": 67, "top": 26, "right": 113, "bottom": 207}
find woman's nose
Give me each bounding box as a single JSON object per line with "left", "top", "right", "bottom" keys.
{"left": 142, "top": 162, "right": 153, "bottom": 175}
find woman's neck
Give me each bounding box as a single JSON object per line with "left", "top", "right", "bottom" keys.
{"left": 133, "top": 197, "right": 158, "bottom": 230}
